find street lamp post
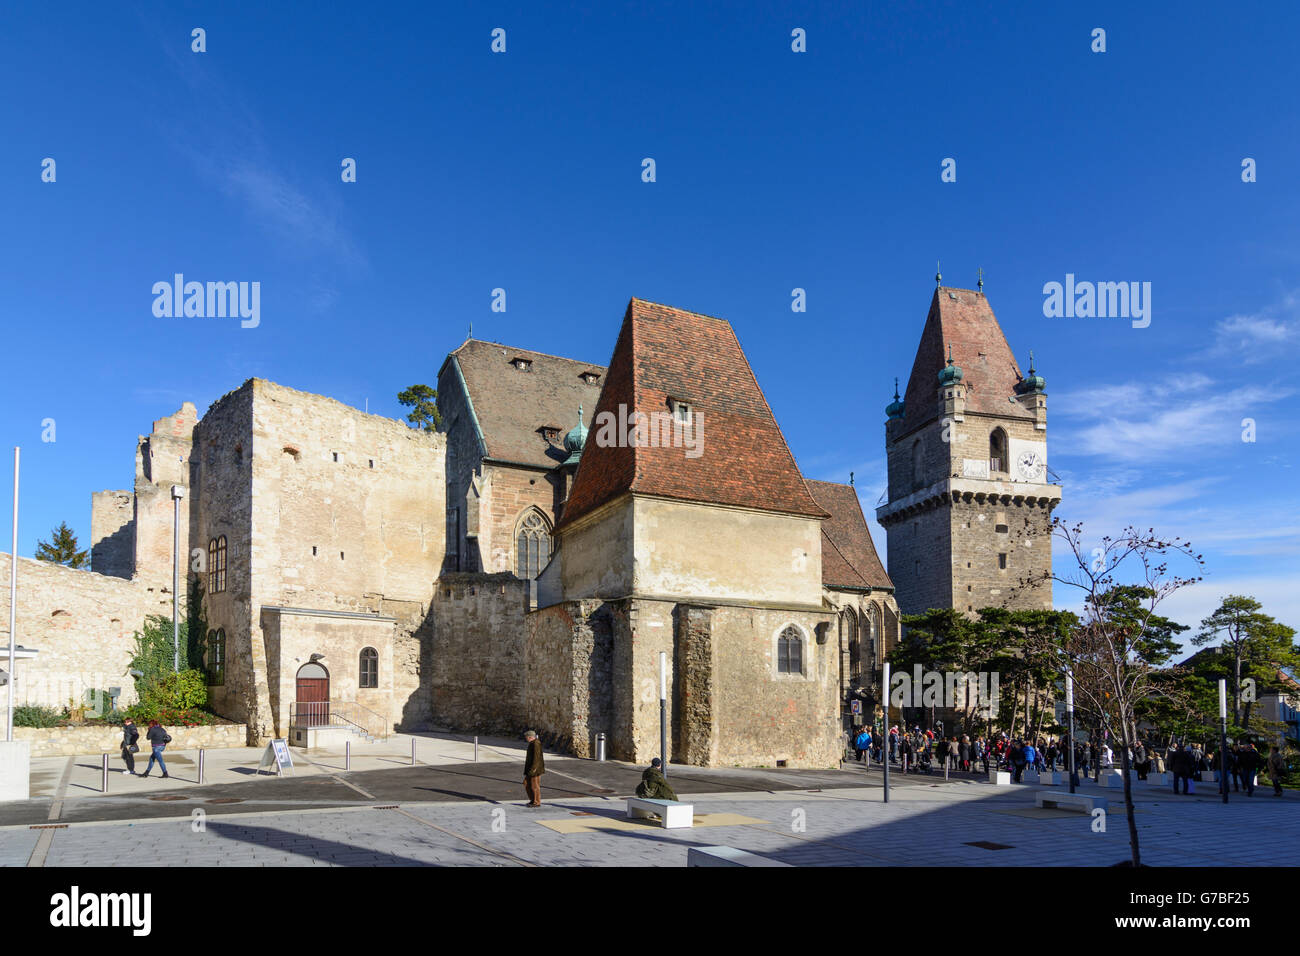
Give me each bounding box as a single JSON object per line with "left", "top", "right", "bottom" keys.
{"left": 882, "top": 661, "right": 891, "bottom": 803}
{"left": 171, "top": 485, "right": 185, "bottom": 673}
{"left": 6, "top": 448, "right": 18, "bottom": 743}
{"left": 659, "top": 651, "right": 668, "bottom": 777}
{"left": 1219, "top": 679, "right": 1229, "bottom": 805}
{"left": 1066, "top": 667, "right": 1078, "bottom": 793}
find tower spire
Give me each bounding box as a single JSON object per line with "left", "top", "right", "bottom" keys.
{"left": 977, "top": 267, "right": 984, "bottom": 293}
{"left": 935, "top": 260, "right": 942, "bottom": 288}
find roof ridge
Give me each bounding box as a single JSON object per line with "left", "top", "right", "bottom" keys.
{"left": 453, "top": 338, "right": 607, "bottom": 369}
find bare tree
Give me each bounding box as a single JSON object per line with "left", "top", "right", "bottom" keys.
{"left": 1029, "top": 520, "right": 1203, "bottom": 867}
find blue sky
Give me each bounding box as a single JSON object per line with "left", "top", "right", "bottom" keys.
{"left": 2, "top": 1, "right": 1297, "bottom": 645}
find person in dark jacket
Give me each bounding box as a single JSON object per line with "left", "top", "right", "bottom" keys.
{"left": 1169, "top": 744, "right": 1193, "bottom": 794}
{"left": 120, "top": 718, "right": 140, "bottom": 775}
{"left": 1236, "top": 743, "right": 1260, "bottom": 796}
{"left": 636, "top": 758, "right": 678, "bottom": 800}
{"left": 1133, "top": 742, "right": 1148, "bottom": 780}
{"left": 139, "top": 720, "right": 170, "bottom": 779}
{"left": 1009, "top": 740, "right": 1028, "bottom": 782}
{"left": 522, "top": 730, "right": 545, "bottom": 807}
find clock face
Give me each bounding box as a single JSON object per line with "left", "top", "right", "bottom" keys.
{"left": 1017, "top": 450, "right": 1043, "bottom": 480}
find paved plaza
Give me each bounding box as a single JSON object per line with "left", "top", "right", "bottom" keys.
{"left": 1, "top": 739, "right": 1294, "bottom": 867}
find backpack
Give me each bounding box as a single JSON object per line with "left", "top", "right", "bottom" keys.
{"left": 163, "top": 733, "right": 172, "bottom": 744}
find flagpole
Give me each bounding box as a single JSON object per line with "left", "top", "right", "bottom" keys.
{"left": 7, "top": 447, "right": 19, "bottom": 742}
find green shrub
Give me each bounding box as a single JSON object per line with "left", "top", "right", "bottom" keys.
{"left": 141, "top": 669, "right": 209, "bottom": 711}
{"left": 13, "top": 705, "right": 64, "bottom": 728}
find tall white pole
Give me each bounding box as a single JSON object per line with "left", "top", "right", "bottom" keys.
{"left": 7, "top": 447, "right": 18, "bottom": 742}
{"left": 172, "top": 493, "right": 180, "bottom": 672}
{"left": 659, "top": 651, "right": 668, "bottom": 777}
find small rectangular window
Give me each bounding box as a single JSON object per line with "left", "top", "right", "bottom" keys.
{"left": 332, "top": 452, "right": 339, "bottom": 462}
{"left": 998, "top": 553, "right": 1008, "bottom": 569}
{"left": 312, "top": 546, "right": 317, "bottom": 556}
{"left": 340, "top": 551, "right": 345, "bottom": 560}
{"left": 369, "top": 459, "right": 375, "bottom": 468}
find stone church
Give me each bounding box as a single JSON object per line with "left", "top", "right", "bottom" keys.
{"left": 2, "top": 284, "right": 1054, "bottom": 767}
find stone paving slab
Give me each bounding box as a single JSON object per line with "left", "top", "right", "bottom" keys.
{"left": 6, "top": 758, "right": 1295, "bottom": 868}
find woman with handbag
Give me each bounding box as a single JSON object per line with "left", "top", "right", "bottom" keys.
{"left": 139, "top": 719, "right": 172, "bottom": 779}
{"left": 120, "top": 718, "right": 140, "bottom": 775}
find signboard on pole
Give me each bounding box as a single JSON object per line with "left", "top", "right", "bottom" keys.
{"left": 257, "top": 739, "right": 294, "bottom": 776}
{"left": 850, "top": 700, "right": 862, "bottom": 715}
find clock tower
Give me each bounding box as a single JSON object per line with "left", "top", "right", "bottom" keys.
{"left": 877, "top": 284, "right": 1062, "bottom": 617}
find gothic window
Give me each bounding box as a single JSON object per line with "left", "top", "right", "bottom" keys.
{"left": 515, "top": 509, "right": 552, "bottom": 579}
{"left": 843, "top": 610, "right": 860, "bottom": 684}
{"left": 866, "top": 603, "right": 881, "bottom": 669}
{"left": 911, "top": 439, "right": 924, "bottom": 491}
{"left": 206, "top": 628, "right": 225, "bottom": 686}
{"left": 990, "top": 428, "right": 1008, "bottom": 474}
{"left": 208, "top": 536, "right": 227, "bottom": 593}
{"left": 359, "top": 647, "right": 378, "bottom": 688}
{"left": 777, "top": 625, "right": 804, "bottom": 675}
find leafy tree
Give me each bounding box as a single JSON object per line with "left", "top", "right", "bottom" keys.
{"left": 398, "top": 384, "right": 441, "bottom": 431}
{"left": 1192, "top": 595, "right": 1299, "bottom": 729}
{"left": 34, "top": 521, "right": 88, "bottom": 569}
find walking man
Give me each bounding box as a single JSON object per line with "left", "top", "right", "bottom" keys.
{"left": 1267, "top": 746, "right": 1287, "bottom": 797}
{"left": 523, "top": 730, "right": 545, "bottom": 807}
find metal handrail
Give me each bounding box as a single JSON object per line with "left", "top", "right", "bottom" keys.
{"left": 290, "top": 700, "right": 388, "bottom": 740}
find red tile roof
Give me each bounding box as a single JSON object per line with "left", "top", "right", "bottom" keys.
{"left": 805, "top": 480, "right": 893, "bottom": 590}
{"left": 558, "top": 298, "right": 828, "bottom": 529}
{"left": 900, "top": 287, "right": 1032, "bottom": 435}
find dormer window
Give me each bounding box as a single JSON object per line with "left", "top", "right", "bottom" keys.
{"left": 581, "top": 371, "right": 600, "bottom": 385}
{"left": 512, "top": 358, "right": 532, "bottom": 372}
{"left": 539, "top": 425, "right": 561, "bottom": 442}
{"left": 669, "top": 398, "right": 692, "bottom": 425}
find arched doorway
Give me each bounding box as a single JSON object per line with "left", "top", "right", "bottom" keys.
{"left": 296, "top": 661, "right": 330, "bottom": 726}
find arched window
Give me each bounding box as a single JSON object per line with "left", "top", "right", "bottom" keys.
{"left": 911, "top": 439, "right": 924, "bottom": 491}
{"left": 843, "top": 610, "right": 860, "bottom": 684}
{"left": 990, "top": 428, "right": 1008, "bottom": 474}
{"left": 359, "top": 647, "right": 378, "bottom": 688}
{"left": 866, "top": 603, "right": 881, "bottom": 669}
{"left": 208, "top": 536, "right": 227, "bottom": 593}
{"left": 777, "top": 625, "right": 804, "bottom": 675}
{"left": 515, "top": 509, "right": 552, "bottom": 579}
{"left": 207, "top": 628, "right": 225, "bottom": 686}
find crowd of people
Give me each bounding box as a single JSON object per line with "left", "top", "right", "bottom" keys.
{"left": 849, "top": 725, "right": 1290, "bottom": 796}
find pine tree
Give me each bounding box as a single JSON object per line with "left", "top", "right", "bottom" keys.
{"left": 397, "top": 384, "right": 441, "bottom": 431}
{"left": 34, "top": 522, "right": 89, "bottom": 569}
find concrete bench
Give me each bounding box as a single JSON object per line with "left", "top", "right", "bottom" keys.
{"left": 1100, "top": 772, "right": 1126, "bottom": 788}
{"left": 627, "top": 797, "right": 694, "bottom": 828}
{"left": 988, "top": 770, "right": 1011, "bottom": 785}
{"left": 1027, "top": 770, "right": 1061, "bottom": 785}
{"left": 1035, "top": 790, "right": 1107, "bottom": 813}
{"left": 687, "top": 845, "right": 791, "bottom": 867}
{"left": 1145, "top": 772, "right": 1168, "bottom": 786}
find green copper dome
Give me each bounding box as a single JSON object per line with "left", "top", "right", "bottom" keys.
{"left": 562, "top": 405, "right": 587, "bottom": 467}
{"left": 1015, "top": 350, "right": 1046, "bottom": 394}
{"left": 885, "top": 378, "right": 905, "bottom": 420}
{"left": 937, "top": 344, "right": 964, "bottom": 387}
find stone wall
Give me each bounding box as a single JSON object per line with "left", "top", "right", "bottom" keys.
{"left": 14, "top": 721, "right": 246, "bottom": 757}
{"left": 90, "top": 491, "right": 134, "bottom": 580}
{"left": 0, "top": 554, "right": 149, "bottom": 711}
{"left": 523, "top": 598, "right": 614, "bottom": 756}
{"left": 632, "top": 497, "right": 824, "bottom": 607}
{"left": 430, "top": 572, "right": 530, "bottom": 733}
{"left": 192, "top": 382, "right": 259, "bottom": 734}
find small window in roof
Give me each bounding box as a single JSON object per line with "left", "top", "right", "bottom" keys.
{"left": 512, "top": 357, "right": 532, "bottom": 371}
{"left": 581, "top": 371, "right": 600, "bottom": 384}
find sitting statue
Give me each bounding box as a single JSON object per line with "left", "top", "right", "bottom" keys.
{"left": 635, "top": 758, "right": 678, "bottom": 800}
